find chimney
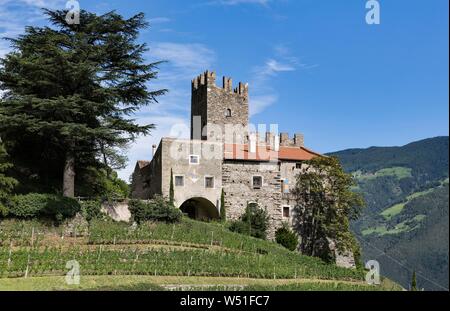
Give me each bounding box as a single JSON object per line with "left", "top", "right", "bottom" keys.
{"left": 152, "top": 144, "right": 157, "bottom": 157}
{"left": 249, "top": 133, "right": 257, "bottom": 153}
{"left": 294, "top": 133, "right": 304, "bottom": 147}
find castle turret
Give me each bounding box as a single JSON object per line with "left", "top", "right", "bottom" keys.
{"left": 191, "top": 70, "right": 249, "bottom": 143}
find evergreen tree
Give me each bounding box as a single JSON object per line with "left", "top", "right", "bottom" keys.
{"left": 411, "top": 271, "right": 418, "bottom": 291}
{"left": 0, "top": 9, "right": 166, "bottom": 197}
{"left": 292, "top": 156, "right": 365, "bottom": 261}
{"left": 220, "top": 188, "right": 226, "bottom": 222}
{"left": 0, "top": 140, "right": 18, "bottom": 216}
{"left": 169, "top": 168, "right": 174, "bottom": 206}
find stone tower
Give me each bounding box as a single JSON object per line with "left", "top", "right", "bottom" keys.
{"left": 191, "top": 71, "right": 249, "bottom": 142}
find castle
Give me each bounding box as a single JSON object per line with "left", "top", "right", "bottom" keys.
{"left": 131, "top": 71, "right": 322, "bottom": 239}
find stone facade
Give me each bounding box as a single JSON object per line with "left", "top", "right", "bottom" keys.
{"left": 131, "top": 70, "right": 355, "bottom": 267}
{"left": 191, "top": 71, "right": 248, "bottom": 143}
{"left": 222, "top": 161, "right": 283, "bottom": 239}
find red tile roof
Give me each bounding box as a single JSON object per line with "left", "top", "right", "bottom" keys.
{"left": 223, "top": 144, "right": 321, "bottom": 162}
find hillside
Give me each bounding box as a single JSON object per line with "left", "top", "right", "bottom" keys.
{"left": 0, "top": 218, "right": 399, "bottom": 291}
{"left": 328, "top": 136, "right": 449, "bottom": 291}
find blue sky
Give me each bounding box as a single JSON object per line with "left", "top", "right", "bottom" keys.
{"left": 1, "top": 0, "right": 448, "bottom": 180}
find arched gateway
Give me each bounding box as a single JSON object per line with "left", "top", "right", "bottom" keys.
{"left": 179, "top": 197, "right": 220, "bottom": 221}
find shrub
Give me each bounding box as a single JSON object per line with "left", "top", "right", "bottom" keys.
{"left": 80, "top": 200, "right": 103, "bottom": 221}
{"left": 129, "top": 196, "right": 182, "bottom": 224}
{"left": 220, "top": 188, "right": 226, "bottom": 222}
{"left": 8, "top": 193, "right": 80, "bottom": 222}
{"left": 229, "top": 203, "right": 269, "bottom": 239}
{"left": 229, "top": 220, "right": 250, "bottom": 236}
{"left": 275, "top": 223, "right": 298, "bottom": 251}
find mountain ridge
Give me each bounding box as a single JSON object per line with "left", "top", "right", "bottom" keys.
{"left": 328, "top": 136, "right": 449, "bottom": 291}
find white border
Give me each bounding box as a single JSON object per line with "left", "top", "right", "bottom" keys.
{"left": 189, "top": 154, "right": 200, "bottom": 165}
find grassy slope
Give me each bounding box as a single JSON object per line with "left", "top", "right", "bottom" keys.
{"left": 0, "top": 218, "right": 399, "bottom": 291}
{"left": 0, "top": 275, "right": 400, "bottom": 291}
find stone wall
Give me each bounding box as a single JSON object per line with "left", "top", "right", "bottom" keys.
{"left": 160, "top": 138, "right": 223, "bottom": 212}
{"left": 191, "top": 71, "right": 249, "bottom": 143}
{"left": 102, "top": 200, "right": 131, "bottom": 222}
{"left": 222, "top": 160, "right": 284, "bottom": 240}
{"left": 131, "top": 144, "right": 162, "bottom": 200}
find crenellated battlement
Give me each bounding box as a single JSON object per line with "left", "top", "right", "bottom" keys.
{"left": 191, "top": 70, "right": 250, "bottom": 141}
{"left": 192, "top": 70, "right": 217, "bottom": 89}
{"left": 192, "top": 70, "right": 248, "bottom": 98}
{"left": 279, "top": 132, "right": 304, "bottom": 147}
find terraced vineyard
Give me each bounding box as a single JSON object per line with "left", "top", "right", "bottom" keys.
{"left": 0, "top": 218, "right": 400, "bottom": 291}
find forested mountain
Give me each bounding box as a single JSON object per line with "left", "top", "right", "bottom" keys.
{"left": 329, "top": 136, "right": 449, "bottom": 291}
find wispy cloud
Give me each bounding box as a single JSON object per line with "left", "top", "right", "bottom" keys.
{"left": 0, "top": 0, "right": 65, "bottom": 57}
{"left": 249, "top": 44, "right": 316, "bottom": 116}
{"left": 150, "top": 42, "right": 215, "bottom": 76}
{"left": 148, "top": 17, "right": 171, "bottom": 25}
{"left": 250, "top": 94, "right": 278, "bottom": 116}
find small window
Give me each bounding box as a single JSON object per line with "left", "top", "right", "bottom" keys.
{"left": 175, "top": 176, "right": 184, "bottom": 187}
{"left": 295, "top": 163, "right": 302, "bottom": 169}
{"left": 189, "top": 155, "right": 199, "bottom": 165}
{"left": 252, "top": 176, "right": 262, "bottom": 189}
{"left": 205, "top": 176, "right": 214, "bottom": 188}
{"left": 225, "top": 109, "right": 232, "bottom": 117}
{"left": 283, "top": 206, "right": 290, "bottom": 218}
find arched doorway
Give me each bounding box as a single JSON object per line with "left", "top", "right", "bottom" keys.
{"left": 179, "top": 197, "right": 220, "bottom": 221}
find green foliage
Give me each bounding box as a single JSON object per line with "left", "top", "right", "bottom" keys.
{"left": 331, "top": 136, "right": 449, "bottom": 290}
{"left": 80, "top": 200, "right": 103, "bottom": 222}
{"left": 229, "top": 203, "right": 269, "bottom": 240}
{"left": 329, "top": 137, "right": 448, "bottom": 181}
{"left": 102, "top": 171, "right": 130, "bottom": 199}
{"left": 75, "top": 167, "right": 129, "bottom": 199}
{"left": 169, "top": 169, "right": 174, "bottom": 206}
{"left": 411, "top": 271, "right": 417, "bottom": 291}
{"left": 275, "top": 223, "right": 298, "bottom": 251}
{"left": 0, "top": 142, "right": 17, "bottom": 217}
{"left": 293, "top": 156, "right": 365, "bottom": 260}
{"left": 129, "top": 196, "right": 182, "bottom": 224}
{"left": 0, "top": 218, "right": 365, "bottom": 281}
{"left": 220, "top": 188, "right": 226, "bottom": 222}
{"left": 8, "top": 193, "right": 80, "bottom": 222}
{"left": 0, "top": 9, "right": 166, "bottom": 196}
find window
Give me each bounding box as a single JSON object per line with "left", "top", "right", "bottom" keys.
{"left": 283, "top": 206, "right": 290, "bottom": 218}
{"left": 225, "top": 109, "right": 232, "bottom": 117}
{"left": 295, "top": 163, "right": 302, "bottom": 169}
{"left": 252, "top": 176, "right": 263, "bottom": 189}
{"left": 205, "top": 176, "right": 215, "bottom": 188}
{"left": 175, "top": 175, "right": 184, "bottom": 187}
{"left": 189, "top": 155, "right": 199, "bottom": 165}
